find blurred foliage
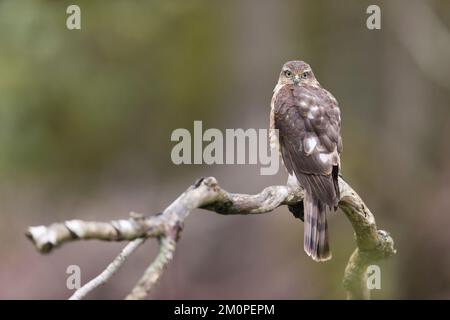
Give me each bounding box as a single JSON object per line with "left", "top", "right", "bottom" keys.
{"left": 0, "top": 0, "right": 228, "bottom": 182}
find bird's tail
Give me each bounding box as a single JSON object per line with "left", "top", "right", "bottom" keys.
{"left": 303, "top": 191, "right": 331, "bottom": 262}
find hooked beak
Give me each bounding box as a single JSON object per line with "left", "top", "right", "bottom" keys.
{"left": 293, "top": 74, "right": 301, "bottom": 85}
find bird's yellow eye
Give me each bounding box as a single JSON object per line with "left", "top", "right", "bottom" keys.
{"left": 284, "top": 70, "right": 292, "bottom": 77}
{"left": 301, "top": 71, "right": 310, "bottom": 79}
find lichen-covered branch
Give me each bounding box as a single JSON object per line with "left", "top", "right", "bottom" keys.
{"left": 69, "top": 238, "right": 146, "bottom": 300}
{"left": 26, "top": 213, "right": 164, "bottom": 253}
{"left": 26, "top": 176, "right": 395, "bottom": 300}
{"left": 125, "top": 236, "right": 177, "bottom": 300}
{"left": 339, "top": 178, "right": 396, "bottom": 299}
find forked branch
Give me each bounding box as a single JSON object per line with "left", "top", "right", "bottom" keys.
{"left": 26, "top": 176, "right": 395, "bottom": 299}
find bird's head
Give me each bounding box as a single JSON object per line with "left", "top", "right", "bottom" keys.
{"left": 277, "top": 60, "right": 319, "bottom": 87}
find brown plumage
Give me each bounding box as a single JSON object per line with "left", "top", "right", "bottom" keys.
{"left": 270, "top": 61, "right": 342, "bottom": 262}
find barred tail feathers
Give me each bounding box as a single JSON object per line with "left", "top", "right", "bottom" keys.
{"left": 303, "top": 191, "right": 331, "bottom": 262}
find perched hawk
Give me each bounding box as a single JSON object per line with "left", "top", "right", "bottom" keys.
{"left": 270, "top": 60, "right": 342, "bottom": 262}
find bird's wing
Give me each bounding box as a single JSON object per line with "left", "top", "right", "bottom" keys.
{"left": 274, "top": 84, "right": 341, "bottom": 206}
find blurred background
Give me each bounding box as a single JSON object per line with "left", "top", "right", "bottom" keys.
{"left": 0, "top": 0, "right": 449, "bottom": 299}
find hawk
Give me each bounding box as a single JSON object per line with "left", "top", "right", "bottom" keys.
{"left": 270, "top": 60, "right": 342, "bottom": 262}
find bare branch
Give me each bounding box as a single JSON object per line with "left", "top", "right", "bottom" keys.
{"left": 26, "top": 214, "right": 164, "bottom": 253}
{"left": 339, "top": 178, "right": 396, "bottom": 299}
{"left": 125, "top": 236, "right": 177, "bottom": 300}
{"left": 69, "top": 238, "right": 146, "bottom": 300}
{"left": 26, "top": 176, "right": 395, "bottom": 299}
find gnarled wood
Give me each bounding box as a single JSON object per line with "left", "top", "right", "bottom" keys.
{"left": 26, "top": 176, "right": 395, "bottom": 299}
